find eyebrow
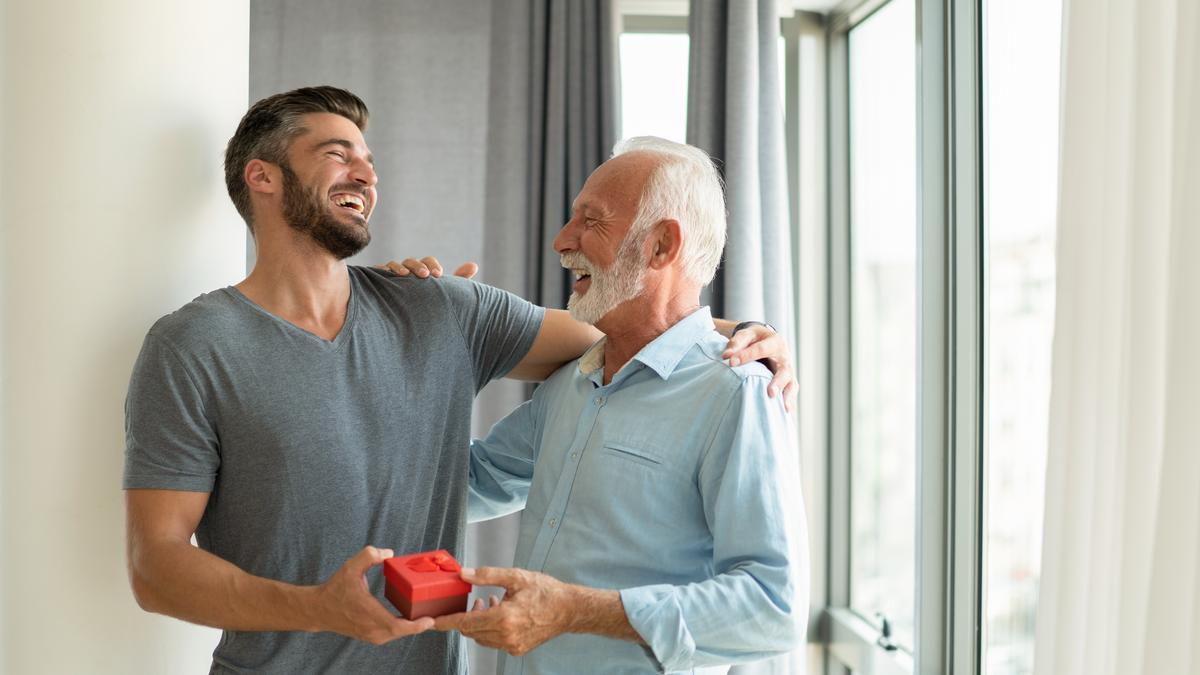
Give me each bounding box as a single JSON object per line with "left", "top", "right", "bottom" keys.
{"left": 314, "top": 138, "right": 375, "bottom": 166}
{"left": 573, "top": 200, "right": 612, "bottom": 218}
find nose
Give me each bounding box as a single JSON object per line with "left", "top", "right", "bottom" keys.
{"left": 350, "top": 156, "right": 377, "bottom": 187}
{"left": 553, "top": 218, "right": 579, "bottom": 254}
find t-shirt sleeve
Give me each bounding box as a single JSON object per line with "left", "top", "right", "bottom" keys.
{"left": 438, "top": 276, "right": 545, "bottom": 391}
{"left": 123, "top": 331, "right": 220, "bottom": 492}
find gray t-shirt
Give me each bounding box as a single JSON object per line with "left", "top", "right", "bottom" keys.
{"left": 124, "top": 266, "right": 544, "bottom": 674}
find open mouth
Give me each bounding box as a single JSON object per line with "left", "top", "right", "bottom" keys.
{"left": 331, "top": 192, "right": 366, "bottom": 215}
{"left": 570, "top": 268, "right": 592, "bottom": 294}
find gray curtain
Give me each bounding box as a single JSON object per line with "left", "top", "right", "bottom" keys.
{"left": 688, "top": 3, "right": 803, "bottom": 674}
{"left": 482, "top": 0, "right": 620, "bottom": 312}
{"left": 250, "top": 2, "right": 617, "bottom": 673}
{"left": 687, "top": 0, "right": 795, "bottom": 343}
{"left": 248, "top": 0, "right": 495, "bottom": 273}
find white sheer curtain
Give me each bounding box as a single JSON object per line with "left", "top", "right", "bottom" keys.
{"left": 1034, "top": 0, "right": 1200, "bottom": 673}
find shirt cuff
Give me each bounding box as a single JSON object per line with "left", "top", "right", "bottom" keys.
{"left": 619, "top": 584, "right": 696, "bottom": 673}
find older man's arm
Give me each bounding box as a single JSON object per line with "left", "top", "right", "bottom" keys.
{"left": 466, "top": 396, "right": 545, "bottom": 523}
{"left": 434, "top": 568, "right": 642, "bottom": 656}
{"left": 437, "top": 375, "right": 808, "bottom": 669}
{"left": 618, "top": 374, "right": 808, "bottom": 668}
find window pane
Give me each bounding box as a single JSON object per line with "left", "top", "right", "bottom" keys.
{"left": 848, "top": 0, "right": 917, "bottom": 649}
{"left": 982, "top": 0, "right": 1061, "bottom": 672}
{"left": 619, "top": 33, "right": 688, "bottom": 142}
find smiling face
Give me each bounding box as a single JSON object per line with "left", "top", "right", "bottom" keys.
{"left": 279, "top": 112, "right": 378, "bottom": 259}
{"left": 554, "top": 152, "right": 658, "bottom": 325}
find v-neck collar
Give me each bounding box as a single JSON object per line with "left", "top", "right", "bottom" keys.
{"left": 224, "top": 269, "right": 358, "bottom": 350}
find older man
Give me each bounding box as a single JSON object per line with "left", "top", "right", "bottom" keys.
{"left": 437, "top": 137, "right": 808, "bottom": 674}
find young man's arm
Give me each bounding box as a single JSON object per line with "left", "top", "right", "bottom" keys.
{"left": 503, "top": 308, "right": 602, "bottom": 381}
{"left": 381, "top": 257, "right": 797, "bottom": 407}
{"left": 125, "top": 489, "right": 433, "bottom": 643}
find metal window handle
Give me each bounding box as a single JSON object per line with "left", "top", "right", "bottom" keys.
{"left": 875, "top": 613, "right": 898, "bottom": 651}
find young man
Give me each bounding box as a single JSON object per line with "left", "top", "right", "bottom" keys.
{"left": 123, "top": 87, "right": 792, "bottom": 673}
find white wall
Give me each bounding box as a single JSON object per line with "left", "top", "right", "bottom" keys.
{"left": 1, "top": 2, "right": 248, "bottom": 672}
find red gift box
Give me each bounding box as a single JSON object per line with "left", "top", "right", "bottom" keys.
{"left": 383, "top": 550, "right": 471, "bottom": 620}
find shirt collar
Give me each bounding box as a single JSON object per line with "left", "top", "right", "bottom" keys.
{"left": 577, "top": 307, "right": 715, "bottom": 383}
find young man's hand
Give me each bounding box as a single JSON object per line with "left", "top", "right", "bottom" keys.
{"left": 722, "top": 324, "right": 797, "bottom": 411}
{"left": 308, "top": 546, "right": 435, "bottom": 645}
{"left": 378, "top": 256, "right": 478, "bottom": 279}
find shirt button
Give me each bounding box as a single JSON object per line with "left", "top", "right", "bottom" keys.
{"left": 570, "top": 452, "right": 579, "bottom": 461}
{"left": 548, "top": 518, "right": 557, "bottom": 528}
{"left": 595, "top": 396, "right": 606, "bottom": 406}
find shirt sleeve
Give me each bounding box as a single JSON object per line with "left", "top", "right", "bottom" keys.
{"left": 123, "top": 331, "right": 220, "bottom": 492}
{"left": 466, "top": 384, "right": 549, "bottom": 523}
{"left": 618, "top": 374, "right": 809, "bottom": 671}
{"left": 438, "top": 276, "right": 545, "bottom": 391}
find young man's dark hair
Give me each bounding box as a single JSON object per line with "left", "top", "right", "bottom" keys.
{"left": 223, "top": 86, "right": 369, "bottom": 231}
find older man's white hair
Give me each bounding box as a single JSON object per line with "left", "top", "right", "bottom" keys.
{"left": 611, "top": 136, "right": 727, "bottom": 286}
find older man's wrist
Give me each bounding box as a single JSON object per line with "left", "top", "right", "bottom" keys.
{"left": 560, "top": 585, "right": 643, "bottom": 643}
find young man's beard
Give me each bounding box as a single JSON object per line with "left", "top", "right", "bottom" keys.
{"left": 562, "top": 230, "right": 648, "bottom": 326}
{"left": 280, "top": 163, "right": 371, "bottom": 260}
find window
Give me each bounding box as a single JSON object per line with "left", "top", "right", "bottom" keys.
{"left": 823, "top": 0, "right": 1063, "bottom": 672}
{"left": 618, "top": 27, "right": 688, "bottom": 142}
{"left": 982, "top": 0, "right": 1062, "bottom": 672}
{"left": 848, "top": 0, "right": 918, "bottom": 650}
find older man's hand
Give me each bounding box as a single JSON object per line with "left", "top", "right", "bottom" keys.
{"left": 434, "top": 567, "right": 575, "bottom": 656}
{"left": 722, "top": 324, "right": 797, "bottom": 412}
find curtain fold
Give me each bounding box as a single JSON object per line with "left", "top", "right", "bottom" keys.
{"left": 482, "top": 0, "right": 619, "bottom": 314}
{"left": 687, "top": 4, "right": 804, "bottom": 674}
{"left": 1034, "top": 0, "right": 1200, "bottom": 673}
{"left": 686, "top": 0, "right": 794, "bottom": 343}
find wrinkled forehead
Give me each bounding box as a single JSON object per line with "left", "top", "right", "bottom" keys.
{"left": 574, "top": 152, "right": 658, "bottom": 214}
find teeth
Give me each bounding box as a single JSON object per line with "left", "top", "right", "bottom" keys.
{"left": 333, "top": 194, "right": 365, "bottom": 212}
{"left": 573, "top": 269, "right": 590, "bottom": 281}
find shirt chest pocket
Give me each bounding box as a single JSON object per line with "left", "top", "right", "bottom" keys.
{"left": 587, "top": 439, "right": 695, "bottom": 493}
{"left": 571, "top": 438, "right": 704, "bottom": 535}
{"left": 598, "top": 442, "right": 665, "bottom": 469}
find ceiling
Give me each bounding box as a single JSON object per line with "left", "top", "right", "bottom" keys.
{"left": 792, "top": 0, "right": 842, "bottom": 11}
{"left": 621, "top": 0, "right": 843, "bottom": 17}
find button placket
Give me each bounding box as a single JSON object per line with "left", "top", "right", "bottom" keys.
{"left": 525, "top": 386, "right": 603, "bottom": 571}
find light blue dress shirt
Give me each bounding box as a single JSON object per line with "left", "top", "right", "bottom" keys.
{"left": 467, "top": 308, "right": 808, "bottom": 675}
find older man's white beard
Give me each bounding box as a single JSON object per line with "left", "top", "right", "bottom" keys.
{"left": 562, "top": 248, "right": 646, "bottom": 326}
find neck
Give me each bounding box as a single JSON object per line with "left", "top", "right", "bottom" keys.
{"left": 235, "top": 218, "right": 352, "bottom": 340}
{"left": 597, "top": 284, "right": 701, "bottom": 385}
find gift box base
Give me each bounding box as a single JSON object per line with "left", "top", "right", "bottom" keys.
{"left": 386, "top": 584, "right": 468, "bottom": 620}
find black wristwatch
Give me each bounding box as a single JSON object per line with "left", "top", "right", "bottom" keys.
{"left": 732, "top": 320, "right": 776, "bottom": 335}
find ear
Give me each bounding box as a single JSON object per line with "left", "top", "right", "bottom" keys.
{"left": 244, "top": 159, "right": 281, "bottom": 196}
{"left": 647, "top": 219, "right": 683, "bottom": 271}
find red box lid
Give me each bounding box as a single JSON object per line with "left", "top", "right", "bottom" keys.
{"left": 384, "top": 550, "right": 472, "bottom": 603}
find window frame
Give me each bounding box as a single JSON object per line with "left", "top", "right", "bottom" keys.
{"left": 822, "top": 0, "right": 984, "bottom": 673}
{"left": 782, "top": 10, "right": 832, "bottom": 675}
